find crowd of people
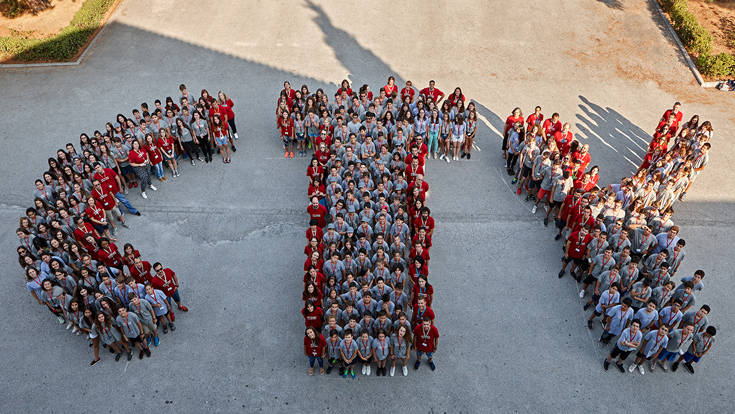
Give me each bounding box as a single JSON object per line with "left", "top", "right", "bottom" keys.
{"left": 281, "top": 78, "right": 450, "bottom": 377}
{"left": 15, "top": 83, "right": 240, "bottom": 365}
{"left": 502, "top": 102, "right": 718, "bottom": 375}
{"left": 276, "top": 78, "right": 478, "bottom": 162}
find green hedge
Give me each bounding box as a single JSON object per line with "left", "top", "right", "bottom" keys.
{"left": 0, "top": 0, "right": 115, "bottom": 62}
{"left": 698, "top": 53, "right": 735, "bottom": 77}
{"left": 661, "top": 0, "right": 735, "bottom": 77}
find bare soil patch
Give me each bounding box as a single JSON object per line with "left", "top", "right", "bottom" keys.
{"left": 0, "top": 0, "right": 83, "bottom": 37}
{"left": 688, "top": 0, "right": 735, "bottom": 55}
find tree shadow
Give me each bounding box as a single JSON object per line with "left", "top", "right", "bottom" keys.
{"left": 597, "top": 0, "right": 624, "bottom": 10}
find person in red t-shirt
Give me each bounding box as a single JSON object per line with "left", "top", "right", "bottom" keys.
{"left": 526, "top": 106, "right": 544, "bottom": 129}
{"left": 571, "top": 144, "right": 591, "bottom": 173}
{"left": 157, "top": 129, "right": 180, "bottom": 177}
{"left": 419, "top": 80, "right": 444, "bottom": 104}
{"left": 542, "top": 113, "right": 562, "bottom": 141}
{"left": 90, "top": 179, "right": 126, "bottom": 234}
{"left": 660, "top": 102, "right": 683, "bottom": 125}
{"left": 558, "top": 225, "right": 593, "bottom": 279}
{"left": 144, "top": 134, "right": 166, "bottom": 181}
{"left": 400, "top": 80, "right": 416, "bottom": 103}
{"left": 307, "top": 196, "right": 328, "bottom": 228}
{"left": 84, "top": 195, "right": 114, "bottom": 241}
{"left": 554, "top": 123, "right": 574, "bottom": 156}
{"left": 413, "top": 317, "right": 439, "bottom": 371}
{"left": 92, "top": 163, "right": 140, "bottom": 216}
{"left": 128, "top": 139, "right": 156, "bottom": 198}
{"left": 411, "top": 296, "right": 435, "bottom": 326}
{"left": 504, "top": 107, "right": 524, "bottom": 137}
{"left": 97, "top": 237, "right": 123, "bottom": 269}
{"left": 151, "top": 262, "right": 188, "bottom": 312}
{"left": 446, "top": 87, "right": 466, "bottom": 108}
{"left": 303, "top": 326, "right": 326, "bottom": 375}
{"left": 129, "top": 256, "right": 153, "bottom": 284}
{"left": 302, "top": 300, "right": 323, "bottom": 330}
{"left": 384, "top": 76, "right": 398, "bottom": 98}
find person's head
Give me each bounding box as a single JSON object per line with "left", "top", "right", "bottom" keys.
{"left": 693, "top": 269, "right": 705, "bottom": 282}
{"left": 697, "top": 304, "right": 711, "bottom": 317}
{"left": 681, "top": 322, "right": 694, "bottom": 336}
{"left": 630, "top": 319, "right": 641, "bottom": 334}
{"left": 671, "top": 299, "right": 682, "bottom": 312}
{"left": 705, "top": 326, "right": 717, "bottom": 337}
{"left": 646, "top": 299, "right": 657, "bottom": 312}
{"left": 621, "top": 297, "right": 632, "bottom": 310}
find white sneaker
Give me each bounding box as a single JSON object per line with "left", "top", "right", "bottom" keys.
{"left": 649, "top": 361, "right": 656, "bottom": 372}
{"left": 402, "top": 365, "right": 408, "bottom": 376}
{"left": 454, "top": 156, "right": 458, "bottom": 161}
{"left": 439, "top": 154, "right": 444, "bottom": 160}
{"left": 531, "top": 205, "right": 537, "bottom": 214}
{"left": 361, "top": 364, "right": 366, "bottom": 375}
{"left": 638, "top": 364, "right": 645, "bottom": 375}
{"left": 433, "top": 153, "right": 437, "bottom": 159}
{"left": 66, "top": 321, "right": 73, "bottom": 330}
{"left": 366, "top": 365, "right": 371, "bottom": 376}
{"left": 150, "top": 185, "right": 157, "bottom": 191}
{"left": 543, "top": 205, "right": 549, "bottom": 213}
{"left": 56, "top": 316, "right": 65, "bottom": 324}
{"left": 390, "top": 366, "right": 395, "bottom": 376}
{"left": 234, "top": 133, "right": 239, "bottom": 139}
{"left": 628, "top": 364, "right": 637, "bottom": 373}
{"left": 579, "top": 290, "right": 585, "bottom": 298}
{"left": 445, "top": 157, "right": 450, "bottom": 164}
{"left": 141, "top": 192, "right": 147, "bottom": 199}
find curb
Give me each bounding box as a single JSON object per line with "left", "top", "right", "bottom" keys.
{"left": 648, "top": 0, "right": 718, "bottom": 88}
{"left": 0, "top": 0, "right": 123, "bottom": 69}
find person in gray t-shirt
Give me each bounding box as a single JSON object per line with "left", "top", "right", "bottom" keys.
{"left": 116, "top": 307, "right": 151, "bottom": 359}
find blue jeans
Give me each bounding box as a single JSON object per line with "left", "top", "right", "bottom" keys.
{"left": 165, "top": 290, "right": 181, "bottom": 309}
{"left": 308, "top": 356, "right": 323, "bottom": 368}
{"left": 416, "top": 351, "right": 433, "bottom": 359}
{"left": 153, "top": 163, "right": 164, "bottom": 179}
{"left": 115, "top": 192, "right": 139, "bottom": 215}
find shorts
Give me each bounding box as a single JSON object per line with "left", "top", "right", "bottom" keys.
{"left": 563, "top": 256, "right": 585, "bottom": 267}
{"left": 141, "top": 320, "right": 156, "bottom": 335}
{"left": 451, "top": 135, "right": 463, "bottom": 143}
{"left": 119, "top": 165, "right": 133, "bottom": 176}
{"left": 609, "top": 345, "right": 632, "bottom": 360}
{"left": 537, "top": 188, "right": 550, "bottom": 200}
{"left": 551, "top": 200, "right": 563, "bottom": 210}
{"left": 636, "top": 351, "right": 654, "bottom": 360}
{"left": 215, "top": 135, "right": 228, "bottom": 146}
{"left": 657, "top": 350, "right": 678, "bottom": 361}
{"left": 296, "top": 133, "right": 305, "bottom": 141}
{"left": 281, "top": 135, "right": 293, "bottom": 145}
{"left": 529, "top": 178, "right": 541, "bottom": 189}
{"left": 682, "top": 351, "right": 701, "bottom": 363}
{"left": 162, "top": 152, "right": 174, "bottom": 161}
{"left": 593, "top": 309, "right": 603, "bottom": 317}
{"left": 440, "top": 133, "right": 448, "bottom": 141}
{"left": 554, "top": 219, "right": 567, "bottom": 230}
{"left": 521, "top": 165, "right": 532, "bottom": 178}
{"left": 126, "top": 335, "right": 143, "bottom": 346}
{"left": 416, "top": 351, "right": 433, "bottom": 359}
{"left": 359, "top": 356, "right": 373, "bottom": 363}
{"left": 92, "top": 223, "right": 108, "bottom": 234}
{"left": 583, "top": 274, "right": 597, "bottom": 285}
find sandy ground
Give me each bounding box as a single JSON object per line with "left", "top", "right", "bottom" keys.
{"left": 0, "top": 0, "right": 734, "bottom": 412}
{"left": 0, "top": 0, "right": 83, "bottom": 37}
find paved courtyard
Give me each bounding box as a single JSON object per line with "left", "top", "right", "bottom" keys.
{"left": 1, "top": 0, "right": 733, "bottom": 412}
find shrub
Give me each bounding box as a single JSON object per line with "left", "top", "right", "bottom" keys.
{"left": 668, "top": 0, "right": 713, "bottom": 55}
{"left": 698, "top": 52, "right": 735, "bottom": 77}
{"left": 0, "top": 0, "right": 115, "bottom": 61}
